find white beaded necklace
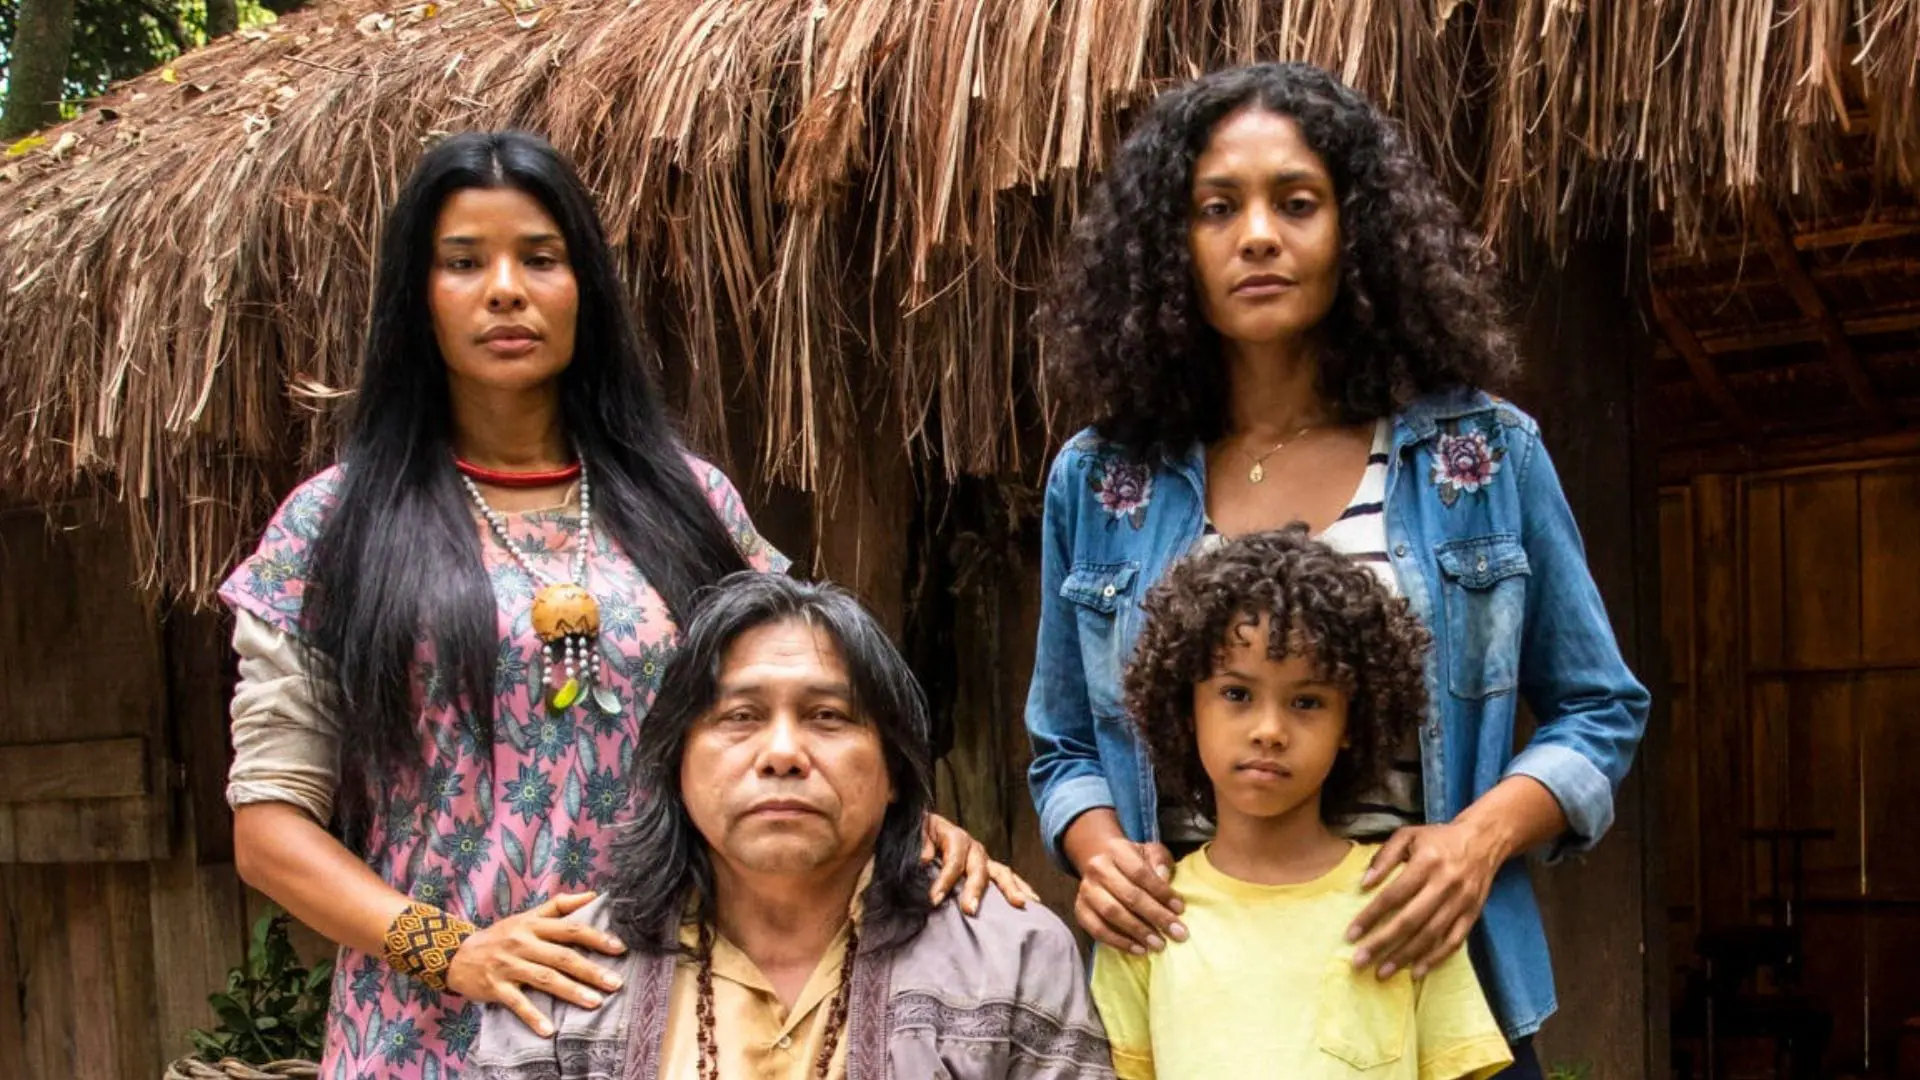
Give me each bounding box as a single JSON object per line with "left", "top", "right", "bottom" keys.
{"left": 459, "top": 465, "right": 617, "bottom": 714}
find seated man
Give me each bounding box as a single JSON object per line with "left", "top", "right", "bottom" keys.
{"left": 475, "top": 572, "right": 1112, "bottom": 1080}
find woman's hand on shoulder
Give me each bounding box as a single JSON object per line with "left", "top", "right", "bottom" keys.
{"left": 922, "top": 812, "right": 1039, "bottom": 915}
{"left": 1346, "top": 822, "right": 1499, "bottom": 980}
{"left": 446, "top": 892, "right": 628, "bottom": 1038}
{"left": 1063, "top": 812, "right": 1186, "bottom": 955}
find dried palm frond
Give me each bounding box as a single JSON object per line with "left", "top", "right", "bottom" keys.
{"left": 0, "top": 0, "right": 1909, "bottom": 597}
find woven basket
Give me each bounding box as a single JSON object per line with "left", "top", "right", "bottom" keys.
{"left": 163, "top": 1058, "right": 320, "bottom": 1080}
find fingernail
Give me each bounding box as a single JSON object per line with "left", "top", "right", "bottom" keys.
{"left": 607, "top": 937, "right": 628, "bottom": 954}
{"left": 1146, "top": 934, "right": 1166, "bottom": 951}
{"left": 1169, "top": 898, "right": 1186, "bottom": 915}
{"left": 583, "top": 991, "right": 604, "bottom": 1007}
{"left": 1346, "top": 925, "right": 1362, "bottom": 943}
{"left": 1129, "top": 944, "right": 1147, "bottom": 956}
{"left": 1154, "top": 865, "right": 1171, "bottom": 881}
{"left": 606, "top": 975, "right": 624, "bottom": 990}
{"left": 1413, "top": 966, "right": 1429, "bottom": 979}
{"left": 537, "top": 1021, "right": 554, "bottom": 1038}
{"left": 1352, "top": 948, "right": 1371, "bottom": 967}
{"left": 1167, "top": 922, "right": 1188, "bottom": 942}
{"left": 965, "top": 901, "right": 978, "bottom": 915}
{"left": 1377, "top": 963, "right": 1397, "bottom": 980}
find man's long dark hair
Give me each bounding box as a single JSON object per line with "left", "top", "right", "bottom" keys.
{"left": 302, "top": 131, "right": 749, "bottom": 834}
{"left": 608, "top": 573, "right": 935, "bottom": 955}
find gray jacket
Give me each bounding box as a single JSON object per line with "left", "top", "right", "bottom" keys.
{"left": 472, "top": 890, "right": 1115, "bottom": 1080}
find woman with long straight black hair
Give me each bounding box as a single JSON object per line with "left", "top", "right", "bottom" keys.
{"left": 219, "top": 131, "right": 1023, "bottom": 1079}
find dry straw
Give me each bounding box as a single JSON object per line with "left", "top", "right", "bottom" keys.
{"left": 1, "top": 0, "right": 1913, "bottom": 597}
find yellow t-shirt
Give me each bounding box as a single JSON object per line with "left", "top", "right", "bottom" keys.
{"left": 1090, "top": 843, "right": 1512, "bottom": 1080}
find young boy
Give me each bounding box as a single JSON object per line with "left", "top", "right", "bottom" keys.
{"left": 1092, "top": 526, "right": 1512, "bottom": 1080}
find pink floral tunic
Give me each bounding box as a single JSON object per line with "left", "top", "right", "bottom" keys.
{"left": 219, "top": 458, "right": 786, "bottom": 1080}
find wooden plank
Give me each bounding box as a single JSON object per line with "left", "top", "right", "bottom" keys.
{"left": 1860, "top": 673, "right": 1920, "bottom": 901}
{"left": 1748, "top": 679, "right": 1790, "bottom": 893}
{"left": 1693, "top": 474, "right": 1749, "bottom": 928}
{"left": 1749, "top": 201, "right": 1893, "bottom": 427}
{"left": 1648, "top": 285, "right": 1756, "bottom": 439}
{"left": 1861, "top": 469, "right": 1920, "bottom": 665}
{"left": 1664, "top": 693, "right": 1700, "bottom": 940}
{"left": 8, "top": 796, "right": 164, "bottom": 863}
{"left": 0, "top": 868, "right": 28, "bottom": 1080}
{"left": 1786, "top": 679, "right": 1862, "bottom": 898}
{"left": 10, "top": 864, "right": 75, "bottom": 1080}
{"left": 105, "top": 860, "right": 162, "bottom": 1080}
{"left": 1651, "top": 306, "right": 1920, "bottom": 356}
{"left": 0, "top": 737, "right": 149, "bottom": 803}
{"left": 1781, "top": 474, "right": 1863, "bottom": 669}
{"left": 1507, "top": 243, "right": 1654, "bottom": 1078}
{"left": 1745, "top": 480, "right": 1785, "bottom": 669}
{"left": 150, "top": 804, "right": 249, "bottom": 1062}
{"left": 1650, "top": 220, "right": 1920, "bottom": 268}
{"left": 65, "top": 865, "right": 120, "bottom": 1080}
{"left": 1798, "top": 909, "right": 1868, "bottom": 1075}
{"left": 165, "top": 605, "right": 240, "bottom": 864}
{"left": 1866, "top": 909, "right": 1920, "bottom": 1071}
{"left": 1659, "top": 490, "right": 1694, "bottom": 683}
{"left": 0, "top": 509, "right": 166, "bottom": 746}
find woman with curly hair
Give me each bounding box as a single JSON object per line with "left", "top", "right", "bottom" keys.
{"left": 1023, "top": 62, "right": 1649, "bottom": 1072}
{"left": 1092, "top": 527, "right": 1511, "bottom": 1080}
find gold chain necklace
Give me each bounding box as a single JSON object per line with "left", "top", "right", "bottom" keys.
{"left": 1240, "top": 424, "right": 1316, "bottom": 483}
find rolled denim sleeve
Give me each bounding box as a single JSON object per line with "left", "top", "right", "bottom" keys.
{"left": 1026, "top": 448, "right": 1116, "bottom": 871}
{"left": 1509, "top": 430, "right": 1651, "bottom": 860}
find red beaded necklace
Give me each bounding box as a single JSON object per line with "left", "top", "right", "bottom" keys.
{"left": 452, "top": 458, "right": 582, "bottom": 488}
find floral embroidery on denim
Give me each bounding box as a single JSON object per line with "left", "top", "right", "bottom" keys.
{"left": 1431, "top": 426, "right": 1505, "bottom": 507}
{"left": 1089, "top": 456, "right": 1153, "bottom": 528}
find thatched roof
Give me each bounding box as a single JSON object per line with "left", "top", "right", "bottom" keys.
{"left": 2, "top": 0, "right": 1915, "bottom": 597}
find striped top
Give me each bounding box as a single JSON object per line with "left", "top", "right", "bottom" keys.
{"left": 1160, "top": 419, "right": 1424, "bottom": 845}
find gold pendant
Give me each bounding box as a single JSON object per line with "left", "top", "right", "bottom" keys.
{"left": 1249, "top": 461, "right": 1265, "bottom": 483}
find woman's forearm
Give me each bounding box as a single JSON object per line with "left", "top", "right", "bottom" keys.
{"left": 1454, "top": 774, "right": 1568, "bottom": 864}
{"left": 234, "top": 802, "right": 414, "bottom": 956}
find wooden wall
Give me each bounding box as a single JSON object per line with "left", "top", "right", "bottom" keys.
{"left": 1510, "top": 242, "right": 1666, "bottom": 1080}
{"left": 1662, "top": 458, "right": 1920, "bottom": 1074}
{"left": 0, "top": 508, "right": 330, "bottom": 1080}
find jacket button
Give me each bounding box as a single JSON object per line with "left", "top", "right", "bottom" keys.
{"left": 776, "top": 1035, "right": 793, "bottom": 1050}
{"left": 1477, "top": 556, "right": 1489, "bottom": 573}
{"left": 1394, "top": 543, "right": 1408, "bottom": 557}
{"left": 1102, "top": 584, "right": 1117, "bottom": 598}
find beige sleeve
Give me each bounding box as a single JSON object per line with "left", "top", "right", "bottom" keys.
{"left": 227, "top": 609, "right": 342, "bottom": 824}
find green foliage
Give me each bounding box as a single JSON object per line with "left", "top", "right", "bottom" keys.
{"left": 1545, "top": 1063, "right": 1593, "bottom": 1080}
{"left": 187, "top": 906, "right": 332, "bottom": 1065}
{"left": 0, "top": 0, "right": 280, "bottom": 112}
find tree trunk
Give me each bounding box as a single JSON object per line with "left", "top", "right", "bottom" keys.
{"left": 1, "top": 0, "right": 78, "bottom": 140}
{"left": 206, "top": 0, "right": 239, "bottom": 38}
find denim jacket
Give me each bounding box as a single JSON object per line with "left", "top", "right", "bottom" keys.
{"left": 1023, "top": 389, "right": 1650, "bottom": 1040}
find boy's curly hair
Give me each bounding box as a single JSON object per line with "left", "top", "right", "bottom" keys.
{"left": 1123, "top": 525, "right": 1431, "bottom": 824}
{"left": 1042, "top": 62, "right": 1517, "bottom": 457}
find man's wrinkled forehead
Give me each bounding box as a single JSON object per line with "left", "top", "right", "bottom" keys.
{"left": 711, "top": 615, "right": 856, "bottom": 704}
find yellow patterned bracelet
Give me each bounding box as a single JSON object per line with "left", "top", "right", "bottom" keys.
{"left": 383, "top": 902, "right": 477, "bottom": 990}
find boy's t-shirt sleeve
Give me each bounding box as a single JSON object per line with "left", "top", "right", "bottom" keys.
{"left": 1414, "top": 948, "right": 1513, "bottom": 1080}
{"left": 1089, "top": 946, "right": 1156, "bottom": 1080}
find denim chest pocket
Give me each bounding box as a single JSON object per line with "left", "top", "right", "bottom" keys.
{"left": 1315, "top": 960, "right": 1413, "bottom": 1070}
{"left": 1435, "top": 534, "right": 1530, "bottom": 699}
{"left": 1060, "top": 561, "right": 1140, "bottom": 718}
